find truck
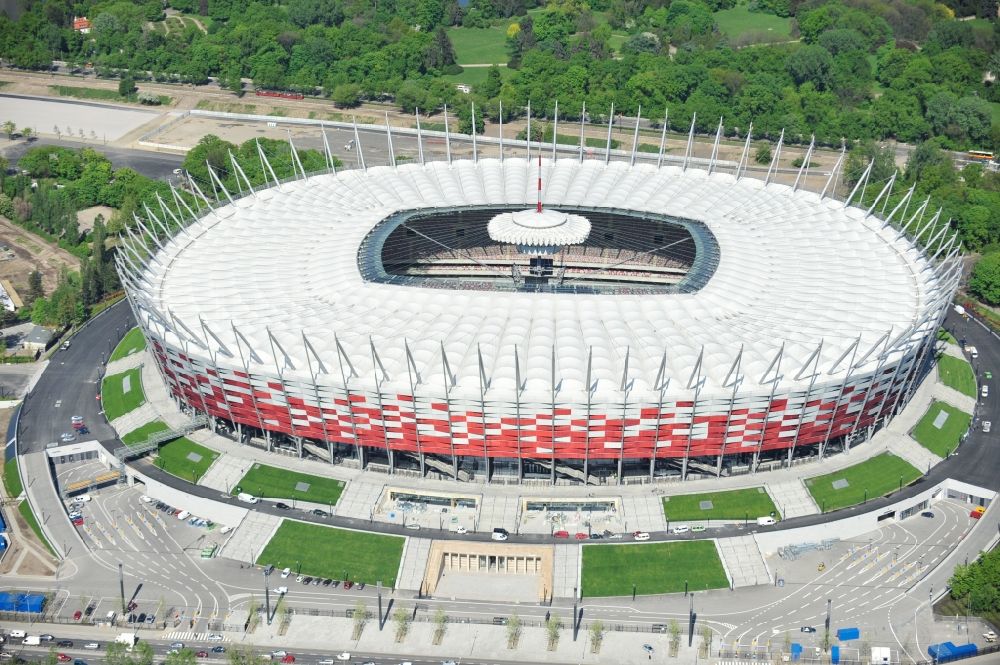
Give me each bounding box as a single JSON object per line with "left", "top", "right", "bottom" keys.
{"left": 116, "top": 633, "right": 138, "bottom": 650}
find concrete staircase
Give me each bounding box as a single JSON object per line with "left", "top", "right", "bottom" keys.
{"left": 766, "top": 480, "right": 820, "bottom": 518}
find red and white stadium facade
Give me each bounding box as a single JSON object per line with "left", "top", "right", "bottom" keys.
{"left": 119, "top": 120, "right": 961, "bottom": 483}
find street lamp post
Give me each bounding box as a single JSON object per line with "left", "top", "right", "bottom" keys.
{"left": 632, "top": 583, "right": 636, "bottom": 601}
{"left": 864, "top": 488, "right": 868, "bottom": 504}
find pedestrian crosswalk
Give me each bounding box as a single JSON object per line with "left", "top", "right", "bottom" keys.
{"left": 162, "top": 632, "right": 229, "bottom": 642}
{"left": 715, "top": 661, "right": 774, "bottom": 665}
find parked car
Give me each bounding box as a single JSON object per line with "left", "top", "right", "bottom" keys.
{"left": 800, "top": 626, "right": 817, "bottom": 633}
{"left": 553, "top": 530, "right": 570, "bottom": 539}
{"left": 211, "top": 647, "right": 226, "bottom": 654}
{"left": 301, "top": 577, "right": 313, "bottom": 585}
{"left": 357, "top": 583, "right": 366, "bottom": 591}
{"left": 633, "top": 531, "right": 651, "bottom": 541}
{"left": 984, "top": 421, "right": 992, "bottom": 433}
{"left": 574, "top": 533, "right": 588, "bottom": 540}
{"left": 145, "top": 614, "right": 155, "bottom": 624}
{"left": 405, "top": 523, "right": 421, "bottom": 530}
{"left": 170, "top": 643, "right": 185, "bottom": 649}
{"left": 335, "top": 655, "right": 351, "bottom": 662}
{"left": 71, "top": 415, "right": 84, "bottom": 423}
{"left": 73, "top": 610, "right": 82, "bottom": 621}
{"left": 312, "top": 509, "right": 329, "bottom": 518}
{"left": 60, "top": 432, "right": 76, "bottom": 442}
{"left": 590, "top": 533, "right": 604, "bottom": 540}
{"left": 343, "top": 581, "right": 354, "bottom": 590}
{"left": 137, "top": 613, "right": 146, "bottom": 623}
{"left": 921, "top": 511, "right": 935, "bottom": 518}
{"left": 322, "top": 579, "right": 332, "bottom": 587}
{"left": 311, "top": 577, "right": 321, "bottom": 586}
{"left": 83, "top": 644, "right": 99, "bottom": 650}
{"left": 691, "top": 525, "right": 707, "bottom": 533}
{"left": 983, "top": 631, "right": 997, "bottom": 642}
{"left": 57, "top": 641, "right": 73, "bottom": 648}
{"left": 84, "top": 605, "right": 95, "bottom": 617}
{"left": 271, "top": 652, "right": 287, "bottom": 659}
{"left": 195, "top": 652, "right": 208, "bottom": 658}
{"left": 671, "top": 524, "right": 690, "bottom": 534}
{"left": 281, "top": 568, "right": 291, "bottom": 578}
{"left": 275, "top": 503, "right": 291, "bottom": 510}
{"left": 281, "top": 656, "right": 295, "bottom": 663}
{"left": 57, "top": 655, "right": 71, "bottom": 662}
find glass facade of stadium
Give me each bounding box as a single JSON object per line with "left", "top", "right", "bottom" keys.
{"left": 146, "top": 330, "right": 938, "bottom": 484}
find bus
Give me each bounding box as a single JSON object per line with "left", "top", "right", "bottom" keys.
{"left": 968, "top": 150, "right": 994, "bottom": 161}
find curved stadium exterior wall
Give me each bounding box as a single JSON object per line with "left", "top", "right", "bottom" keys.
{"left": 122, "top": 157, "right": 959, "bottom": 483}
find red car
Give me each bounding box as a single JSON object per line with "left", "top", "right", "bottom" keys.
{"left": 72, "top": 518, "right": 84, "bottom": 526}
{"left": 57, "top": 655, "right": 71, "bottom": 662}
{"left": 281, "top": 656, "right": 295, "bottom": 663}
{"left": 196, "top": 652, "right": 208, "bottom": 658}
{"left": 553, "top": 530, "right": 570, "bottom": 539}
{"left": 342, "top": 580, "right": 354, "bottom": 589}
{"left": 73, "top": 610, "right": 82, "bottom": 621}
{"left": 574, "top": 533, "right": 589, "bottom": 540}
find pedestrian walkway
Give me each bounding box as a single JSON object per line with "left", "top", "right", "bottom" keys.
{"left": 551, "top": 544, "right": 579, "bottom": 599}
{"left": 216, "top": 510, "right": 281, "bottom": 565}
{"left": 765, "top": 480, "right": 819, "bottom": 518}
{"left": 110, "top": 402, "right": 158, "bottom": 438}
{"left": 333, "top": 479, "right": 384, "bottom": 520}
{"left": 886, "top": 434, "right": 942, "bottom": 474}
{"left": 932, "top": 382, "right": 977, "bottom": 413}
{"left": 717, "top": 536, "right": 771, "bottom": 588}
{"left": 196, "top": 449, "right": 250, "bottom": 493}
{"left": 396, "top": 537, "right": 430, "bottom": 592}
{"left": 105, "top": 350, "right": 144, "bottom": 375}
{"left": 620, "top": 493, "right": 668, "bottom": 533}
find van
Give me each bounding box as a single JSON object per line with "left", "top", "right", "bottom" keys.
{"left": 982, "top": 385, "right": 989, "bottom": 399}
{"left": 176, "top": 511, "right": 190, "bottom": 521}
{"left": 106, "top": 610, "right": 116, "bottom": 622}
{"left": 22, "top": 636, "right": 40, "bottom": 646}
{"left": 237, "top": 493, "right": 259, "bottom": 504}
{"left": 491, "top": 528, "right": 509, "bottom": 541}
{"left": 8, "top": 631, "right": 25, "bottom": 640}
{"left": 969, "top": 346, "right": 979, "bottom": 359}
{"left": 757, "top": 516, "right": 777, "bottom": 526}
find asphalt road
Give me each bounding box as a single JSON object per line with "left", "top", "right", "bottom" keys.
{"left": 2, "top": 137, "right": 185, "bottom": 181}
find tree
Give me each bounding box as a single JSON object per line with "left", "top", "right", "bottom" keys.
{"left": 545, "top": 612, "right": 562, "bottom": 650}
{"left": 118, "top": 76, "right": 136, "bottom": 97}
{"left": 331, "top": 83, "right": 362, "bottom": 108}
{"left": 351, "top": 599, "right": 369, "bottom": 639}
{"left": 506, "top": 612, "right": 522, "bottom": 648}
{"left": 2, "top": 121, "right": 14, "bottom": 139}
{"left": 227, "top": 648, "right": 267, "bottom": 665}
{"left": 588, "top": 619, "right": 604, "bottom": 653}
{"left": 392, "top": 606, "right": 411, "bottom": 642}
{"left": 21, "top": 127, "right": 33, "bottom": 141}
{"left": 969, "top": 252, "right": 1000, "bottom": 305}
{"left": 787, "top": 45, "right": 833, "bottom": 90}
{"left": 27, "top": 270, "right": 43, "bottom": 302}
{"left": 755, "top": 143, "right": 772, "bottom": 165}
{"left": 164, "top": 649, "right": 196, "bottom": 665}
{"left": 478, "top": 65, "right": 503, "bottom": 99}
{"left": 432, "top": 609, "right": 447, "bottom": 645}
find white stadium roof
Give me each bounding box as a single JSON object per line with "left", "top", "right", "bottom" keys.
{"left": 134, "top": 158, "right": 946, "bottom": 403}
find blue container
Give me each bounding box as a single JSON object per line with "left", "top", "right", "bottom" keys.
{"left": 791, "top": 644, "right": 803, "bottom": 661}
{"left": 831, "top": 646, "right": 840, "bottom": 664}
{"left": 836, "top": 627, "right": 860, "bottom": 641}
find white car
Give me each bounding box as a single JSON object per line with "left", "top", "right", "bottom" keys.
{"left": 984, "top": 421, "right": 992, "bottom": 433}
{"left": 72, "top": 495, "right": 92, "bottom": 504}
{"left": 335, "top": 654, "right": 351, "bottom": 662}
{"left": 296, "top": 575, "right": 304, "bottom": 582}
{"left": 172, "top": 168, "right": 183, "bottom": 175}
{"left": 671, "top": 524, "right": 690, "bottom": 534}
{"left": 318, "top": 661, "right": 335, "bottom": 665}
{"left": 405, "top": 523, "right": 421, "bottom": 530}
{"left": 633, "top": 531, "right": 651, "bottom": 541}
{"left": 83, "top": 643, "right": 100, "bottom": 650}
{"left": 281, "top": 568, "right": 291, "bottom": 578}
{"left": 607, "top": 533, "right": 624, "bottom": 539}
{"left": 454, "top": 526, "right": 467, "bottom": 534}
{"left": 982, "top": 385, "right": 990, "bottom": 398}
{"left": 60, "top": 432, "right": 76, "bottom": 442}
{"left": 275, "top": 586, "right": 288, "bottom": 595}
{"left": 984, "top": 631, "right": 997, "bottom": 642}
{"left": 71, "top": 415, "right": 84, "bottom": 423}
{"left": 206, "top": 635, "right": 223, "bottom": 642}
{"left": 140, "top": 495, "right": 153, "bottom": 503}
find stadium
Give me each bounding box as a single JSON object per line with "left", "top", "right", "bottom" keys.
{"left": 119, "top": 130, "right": 960, "bottom": 485}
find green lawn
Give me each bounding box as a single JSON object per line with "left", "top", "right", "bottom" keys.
{"left": 122, "top": 420, "right": 171, "bottom": 446}
{"left": 19, "top": 500, "right": 56, "bottom": 558}
{"left": 2, "top": 457, "right": 23, "bottom": 497}
{"left": 663, "top": 487, "right": 780, "bottom": 522}
{"left": 911, "top": 401, "right": 972, "bottom": 458}
{"left": 937, "top": 328, "right": 957, "bottom": 345}
{"left": 805, "top": 452, "right": 921, "bottom": 513}
{"left": 258, "top": 521, "right": 405, "bottom": 586}
{"left": 440, "top": 65, "right": 513, "bottom": 90}
{"left": 154, "top": 437, "right": 219, "bottom": 483}
{"left": 49, "top": 85, "right": 172, "bottom": 106}
{"left": 445, "top": 27, "right": 509, "bottom": 64}
{"left": 713, "top": 5, "right": 792, "bottom": 41}
{"left": 233, "top": 463, "right": 345, "bottom": 506}
{"left": 937, "top": 354, "right": 977, "bottom": 397}
{"left": 990, "top": 102, "right": 1000, "bottom": 127}
{"left": 109, "top": 328, "right": 147, "bottom": 362}
{"left": 102, "top": 368, "right": 145, "bottom": 421}
{"left": 582, "top": 540, "right": 728, "bottom": 597}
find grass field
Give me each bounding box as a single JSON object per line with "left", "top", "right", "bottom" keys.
{"left": 19, "top": 500, "right": 56, "bottom": 558}
{"left": 102, "top": 368, "right": 145, "bottom": 421}
{"left": 937, "top": 328, "right": 957, "bottom": 345}
{"left": 805, "top": 452, "right": 921, "bottom": 512}
{"left": 155, "top": 437, "right": 219, "bottom": 483}
{"left": 663, "top": 487, "right": 780, "bottom": 522}
{"left": 257, "top": 521, "right": 405, "bottom": 586}
{"left": 122, "top": 420, "right": 170, "bottom": 446}
{"left": 234, "top": 463, "right": 345, "bottom": 506}
{"left": 49, "top": 85, "right": 172, "bottom": 106}
{"left": 911, "top": 401, "right": 971, "bottom": 458}
{"left": 2, "top": 457, "right": 22, "bottom": 497}
{"left": 446, "top": 27, "right": 509, "bottom": 64}
{"left": 109, "top": 328, "right": 147, "bottom": 363}
{"left": 713, "top": 5, "right": 792, "bottom": 41}
{"left": 581, "top": 540, "right": 728, "bottom": 597}
{"left": 440, "top": 65, "right": 513, "bottom": 90}
{"left": 936, "top": 354, "right": 977, "bottom": 397}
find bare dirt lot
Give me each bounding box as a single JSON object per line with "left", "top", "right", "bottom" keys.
{"left": 0, "top": 216, "right": 81, "bottom": 296}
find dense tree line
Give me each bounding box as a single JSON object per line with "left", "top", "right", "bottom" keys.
{"left": 949, "top": 543, "right": 1000, "bottom": 615}
{"left": 0, "top": 0, "right": 996, "bottom": 151}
